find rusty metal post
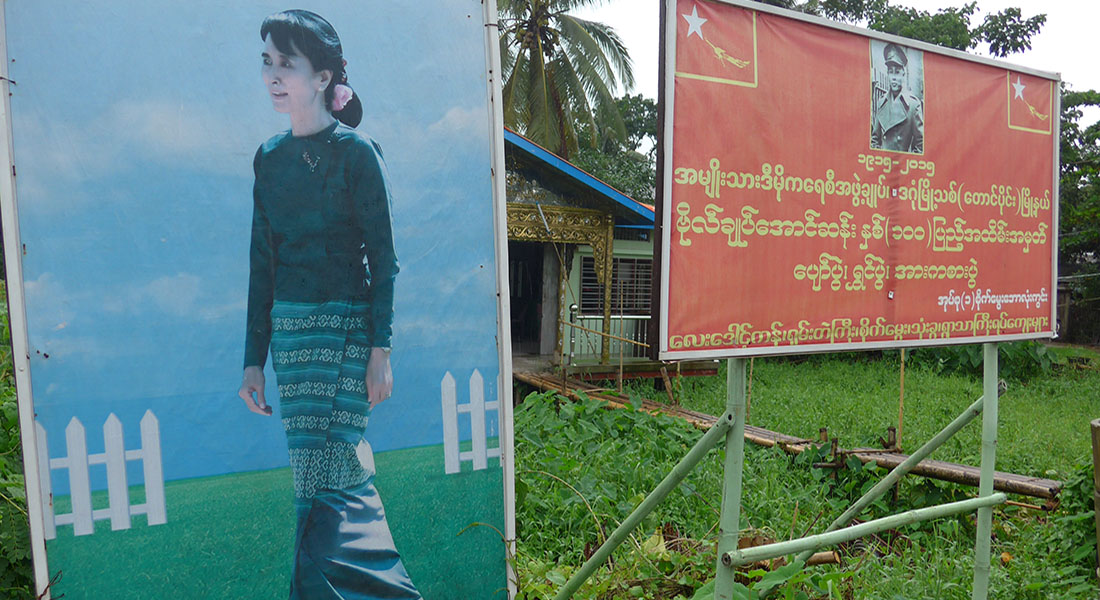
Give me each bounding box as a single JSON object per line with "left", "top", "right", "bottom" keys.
{"left": 600, "top": 221, "right": 613, "bottom": 365}
{"left": 659, "top": 366, "right": 677, "bottom": 405}
{"left": 568, "top": 304, "right": 578, "bottom": 368}
{"left": 898, "top": 348, "right": 906, "bottom": 451}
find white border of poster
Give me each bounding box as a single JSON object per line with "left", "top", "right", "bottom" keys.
{"left": 0, "top": 4, "right": 50, "bottom": 588}
{"left": 484, "top": 0, "right": 519, "bottom": 593}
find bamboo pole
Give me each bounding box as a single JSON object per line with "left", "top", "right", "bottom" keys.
{"left": 617, "top": 277, "right": 624, "bottom": 394}
{"left": 617, "top": 335, "right": 624, "bottom": 394}
{"left": 1091, "top": 418, "right": 1100, "bottom": 580}
{"left": 1004, "top": 500, "right": 1044, "bottom": 511}
{"left": 714, "top": 358, "right": 748, "bottom": 600}
{"left": 553, "top": 416, "right": 733, "bottom": 599}
{"left": 559, "top": 319, "right": 649, "bottom": 347}
{"left": 747, "top": 550, "right": 840, "bottom": 570}
{"left": 898, "top": 348, "right": 906, "bottom": 450}
{"left": 793, "top": 392, "right": 987, "bottom": 564}
{"left": 806, "top": 550, "right": 841, "bottom": 566}
{"left": 840, "top": 452, "right": 1055, "bottom": 499}
{"left": 972, "top": 343, "right": 999, "bottom": 600}
{"left": 660, "top": 366, "right": 677, "bottom": 406}
{"left": 724, "top": 493, "right": 1007, "bottom": 567}
{"left": 746, "top": 357, "right": 755, "bottom": 424}
{"left": 512, "top": 371, "right": 1060, "bottom": 499}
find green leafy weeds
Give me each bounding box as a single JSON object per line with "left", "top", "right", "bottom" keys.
{"left": 515, "top": 348, "right": 1100, "bottom": 599}
{"left": 0, "top": 281, "right": 33, "bottom": 599}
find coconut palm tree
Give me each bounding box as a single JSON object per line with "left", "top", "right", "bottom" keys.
{"left": 499, "top": 0, "right": 635, "bottom": 159}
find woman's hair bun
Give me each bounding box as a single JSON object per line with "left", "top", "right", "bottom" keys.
{"left": 333, "top": 86, "right": 363, "bottom": 128}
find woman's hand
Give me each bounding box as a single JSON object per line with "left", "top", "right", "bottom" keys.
{"left": 366, "top": 348, "right": 393, "bottom": 408}
{"left": 239, "top": 366, "right": 273, "bottom": 416}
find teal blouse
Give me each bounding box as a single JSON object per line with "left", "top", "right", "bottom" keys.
{"left": 244, "top": 121, "right": 398, "bottom": 368}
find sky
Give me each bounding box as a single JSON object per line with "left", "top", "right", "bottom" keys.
{"left": 573, "top": 0, "right": 1100, "bottom": 123}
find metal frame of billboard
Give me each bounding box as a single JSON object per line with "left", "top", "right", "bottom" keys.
{"left": 0, "top": 1, "right": 516, "bottom": 598}
{"left": 483, "top": 1, "right": 519, "bottom": 595}
{"left": 655, "top": 0, "right": 1061, "bottom": 362}
{"left": 0, "top": 5, "right": 52, "bottom": 590}
{"left": 555, "top": 2, "right": 1058, "bottom": 599}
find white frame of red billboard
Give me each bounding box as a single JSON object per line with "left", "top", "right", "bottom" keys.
{"left": 658, "top": 0, "right": 1062, "bottom": 361}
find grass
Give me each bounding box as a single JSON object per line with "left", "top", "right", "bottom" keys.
{"left": 634, "top": 349, "right": 1100, "bottom": 478}
{"left": 515, "top": 346, "right": 1100, "bottom": 599}
{"left": 44, "top": 444, "right": 507, "bottom": 600}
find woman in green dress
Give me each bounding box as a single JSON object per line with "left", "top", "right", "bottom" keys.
{"left": 236, "top": 10, "right": 420, "bottom": 599}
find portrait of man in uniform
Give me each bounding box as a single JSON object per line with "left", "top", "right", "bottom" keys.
{"left": 870, "top": 40, "right": 925, "bottom": 154}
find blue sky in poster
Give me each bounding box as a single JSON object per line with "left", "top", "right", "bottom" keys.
{"left": 6, "top": 1, "right": 502, "bottom": 488}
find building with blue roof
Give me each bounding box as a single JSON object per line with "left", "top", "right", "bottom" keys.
{"left": 504, "top": 128, "right": 656, "bottom": 369}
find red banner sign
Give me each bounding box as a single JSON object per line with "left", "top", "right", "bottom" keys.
{"left": 659, "top": 0, "right": 1058, "bottom": 359}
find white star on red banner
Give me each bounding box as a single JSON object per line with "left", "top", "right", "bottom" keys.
{"left": 682, "top": 5, "right": 707, "bottom": 40}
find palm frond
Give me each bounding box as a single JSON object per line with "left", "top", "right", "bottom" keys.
{"left": 557, "top": 24, "right": 626, "bottom": 140}
{"left": 560, "top": 15, "right": 635, "bottom": 92}
{"left": 526, "top": 40, "right": 562, "bottom": 151}
{"left": 552, "top": 52, "right": 600, "bottom": 149}
{"left": 502, "top": 45, "right": 530, "bottom": 129}
{"left": 498, "top": 0, "right": 634, "bottom": 156}
{"left": 549, "top": 0, "right": 611, "bottom": 14}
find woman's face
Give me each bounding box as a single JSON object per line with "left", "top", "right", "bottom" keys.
{"left": 261, "top": 34, "right": 330, "bottom": 116}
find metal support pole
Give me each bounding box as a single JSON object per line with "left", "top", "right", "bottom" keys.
{"left": 793, "top": 392, "right": 989, "bottom": 563}
{"left": 1091, "top": 418, "right": 1100, "bottom": 581}
{"left": 724, "top": 493, "right": 1007, "bottom": 567}
{"left": 553, "top": 415, "right": 732, "bottom": 600}
{"left": 568, "top": 304, "right": 578, "bottom": 368}
{"left": 714, "top": 358, "right": 748, "bottom": 600}
{"left": 972, "top": 343, "right": 999, "bottom": 599}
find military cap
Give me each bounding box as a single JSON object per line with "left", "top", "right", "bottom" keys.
{"left": 883, "top": 43, "right": 907, "bottom": 68}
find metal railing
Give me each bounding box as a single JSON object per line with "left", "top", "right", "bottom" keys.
{"left": 567, "top": 310, "right": 650, "bottom": 365}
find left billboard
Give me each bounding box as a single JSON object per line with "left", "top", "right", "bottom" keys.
{"left": 0, "top": 2, "right": 512, "bottom": 599}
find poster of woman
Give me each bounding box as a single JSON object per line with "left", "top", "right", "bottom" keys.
{"left": 0, "top": 2, "right": 512, "bottom": 599}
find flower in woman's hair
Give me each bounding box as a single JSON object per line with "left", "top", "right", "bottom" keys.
{"left": 332, "top": 84, "right": 354, "bottom": 111}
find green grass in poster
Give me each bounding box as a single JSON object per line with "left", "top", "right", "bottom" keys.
{"left": 45, "top": 444, "right": 506, "bottom": 600}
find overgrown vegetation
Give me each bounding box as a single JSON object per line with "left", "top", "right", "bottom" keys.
{"left": 0, "top": 282, "right": 32, "bottom": 599}
{"left": 515, "top": 348, "right": 1099, "bottom": 599}
{"left": 514, "top": 393, "right": 718, "bottom": 599}
{"left": 571, "top": 95, "right": 657, "bottom": 204}
{"left": 1058, "top": 87, "right": 1100, "bottom": 345}
{"left": 906, "top": 340, "right": 1069, "bottom": 381}
{"left": 498, "top": 0, "right": 635, "bottom": 159}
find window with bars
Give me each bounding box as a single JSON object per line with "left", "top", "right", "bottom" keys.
{"left": 579, "top": 256, "right": 653, "bottom": 315}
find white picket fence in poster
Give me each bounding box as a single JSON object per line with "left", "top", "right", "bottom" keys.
{"left": 35, "top": 410, "right": 166, "bottom": 539}
{"left": 441, "top": 370, "right": 501, "bottom": 474}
